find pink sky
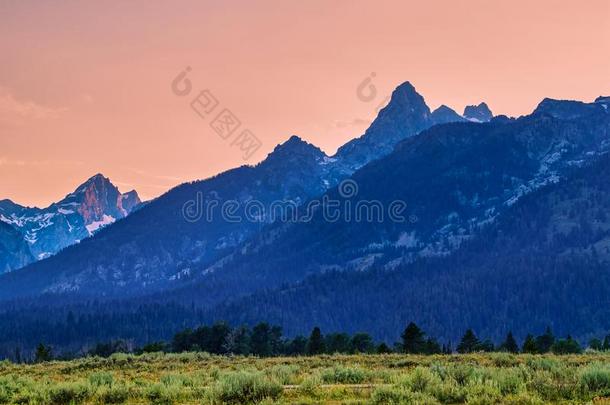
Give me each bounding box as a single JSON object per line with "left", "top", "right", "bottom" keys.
{"left": 1, "top": 0, "right": 608, "bottom": 207}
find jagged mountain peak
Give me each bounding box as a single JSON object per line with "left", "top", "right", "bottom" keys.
{"left": 433, "top": 104, "right": 454, "bottom": 112}
{"left": 66, "top": 174, "right": 141, "bottom": 226}
{"left": 463, "top": 102, "right": 493, "bottom": 122}
{"left": 430, "top": 104, "right": 466, "bottom": 124}
{"left": 74, "top": 173, "right": 113, "bottom": 193}
{"left": 264, "top": 135, "right": 326, "bottom": 162}
{"left": 335, "top": 80, "right": 433, "bottom": 169}
{"left": 392, "top": 80, "right": 418, "bottom": 97}
{"left": 379, "top": 81, "right": 430, "bottom": 118}
{"left": 0, "top": 173, "right": 142, "bottom": 272}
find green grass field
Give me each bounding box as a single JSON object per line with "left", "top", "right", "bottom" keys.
{"left": 0, "top": 352, "right": 609, "bottom": 404}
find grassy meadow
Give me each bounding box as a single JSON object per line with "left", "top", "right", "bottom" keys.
{"left": 0, "top": 352, "right": 609, "bottom": 404}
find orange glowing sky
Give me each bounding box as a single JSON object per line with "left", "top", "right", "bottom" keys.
{"left": 1, "top": 0, "right": 609, "bottom": 207}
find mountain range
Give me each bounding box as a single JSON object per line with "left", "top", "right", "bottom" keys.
{"left": 0, "top": 175, "right": 141, "bottom": 273}
{"left": 0, "top": 82, "right": 475, "bottom": 299}
{"left": 0, "top": 81, "right": 609, "bottom": 355}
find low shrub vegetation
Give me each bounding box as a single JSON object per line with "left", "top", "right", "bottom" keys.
{"left": 0, "top": 352, "right": 606, "bottom": 403}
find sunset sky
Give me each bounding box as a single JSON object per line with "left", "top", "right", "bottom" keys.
{"left": 1, "top": 0, "right": 608, "bottom": 207}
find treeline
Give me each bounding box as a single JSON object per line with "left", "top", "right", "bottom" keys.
{"left": 28, "top": 322, "right": 610, "bottom": 363}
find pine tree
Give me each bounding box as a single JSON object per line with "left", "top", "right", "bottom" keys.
{"left": 522, "top": 334, "right": 538, "bottom": 354}
{"left": 352, "top": 333, "right": 374, "bottom": 353}
{"left": 376, "top": 343, "right": 392, "bottom": 354}
{"left": 457, "top": 329, "right": 480, "bottom": 353}
{"left": 326, "top": 333, "right": 352, "bottom": 354}
{"left": 535, "top": 327, "right": 555, "bottom": 353}
{"left": 501, "top": 331, "right": 519, "bottom": 353}
{"left": 551, "top": 336, "right": 582, "bottom": 354}
{"left": 250, "top": 323, "right": 273, "bottom": 356}
{"left": 307, "top": 327, "right": 325, "bottom": 355}
{"left": 35, "top": 343, "right": 52, "bottom": 363}
{"left": 401, "top": 322, "right": 425, "bottom": 354}
{"left": 589, "top": 338, "right": 603, "bottom": 351}
{"left": 269, "top": 325, "right": 284, "bottom": 356}
{"left": 424, "top": 338, "right": 442, "bottom": 354}
{"left": 286, "top": 336, "right": 308, "bottom": 356}
{"left": 477, "top": 339, "right": 495, "bottom": 352}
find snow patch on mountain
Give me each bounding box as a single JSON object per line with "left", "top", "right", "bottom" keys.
{"left": 86, "top": 214, "right": 116, "bottom": 235}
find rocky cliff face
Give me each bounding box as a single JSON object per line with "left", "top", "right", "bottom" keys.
{"left": 0, "top": 174, "right": 140, "bottom": 272}
{"left": 463, "top": 102, "right": 493, "bottom": 122}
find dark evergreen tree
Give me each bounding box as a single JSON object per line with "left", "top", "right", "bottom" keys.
{"left": 34, "top": 343, "right": 52, "bottom": 363}
{"left": 191, "top": 326, "right": 211, "bottom": 352}
{"left": 325, "top": 333, "right": 352, "bottom": 354}
{"left": 250, "top": 323, "right": 273, "bottom": 356}
{"left": 286, "top": 336, "right": 308, "bottom": 356}
{"left": 424, "top": 338, "right": 442, "bottom": 354}
{"left": 521, "top": 334, "right": 538, "bottom": 354}
{"left": 477, "top": 339, "right": 495, "bottom": 352}
{"left": 209, "top": 322, "right": 231, "bottom": 354}
{"left": 139, "top": 342, "right": 166, "bottom": 353}
{"left": 500, "top": 331, "right": 519, "bottom": 353}
{"left": 551, "top": 336, "right": 582, "bottom": 354}
{"left": 269, "top": 325, "right": 284, "bottom": 356}
{"left": 89, "top": 340, "right": 129, "bottom": 357}
{"left": 376, "top": 342, "right": 392, "bottom": 354}
{"left": 307, "top": 327, "right": 325, "bottom": 355}
{"left": 352, "top": 333, "right": 374, "bottom": 353}
{"left": 457, "top": 329, "right": 480, "bottom": 353}
{"left": 172, "top": 329, "right": 194, "bottom": 352}
{"left": 535, "top": 327, "right": 555, "bottom": 353}
{"left": 401, "top": 322, "right": 425, "bottom": 354}
{"left": 589, "top": 338, "right": 603, "bottom": 351}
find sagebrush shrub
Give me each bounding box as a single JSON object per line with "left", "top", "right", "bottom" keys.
{"left": 268, "top": 364, "right": 299, "bottom": 385}
{"left": 399, "top": 367, "right": 442, "bottom": 393}
{"left": 208, "top": 371, "right": 282, "bottom": 404}
{"left": 47, "top": 382, "right": 91, "bottom": 405}
{"left": 321, "top": 366, "right": 367, "bottom": 384}
{"left": 88, "top": 371, "right": 113, "bottom": 387}
{"left": 579, "top": 362, "right": 610, "bottom": 395}
{"left": 97, "top": 384, "right": 129, "bottom": 404}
